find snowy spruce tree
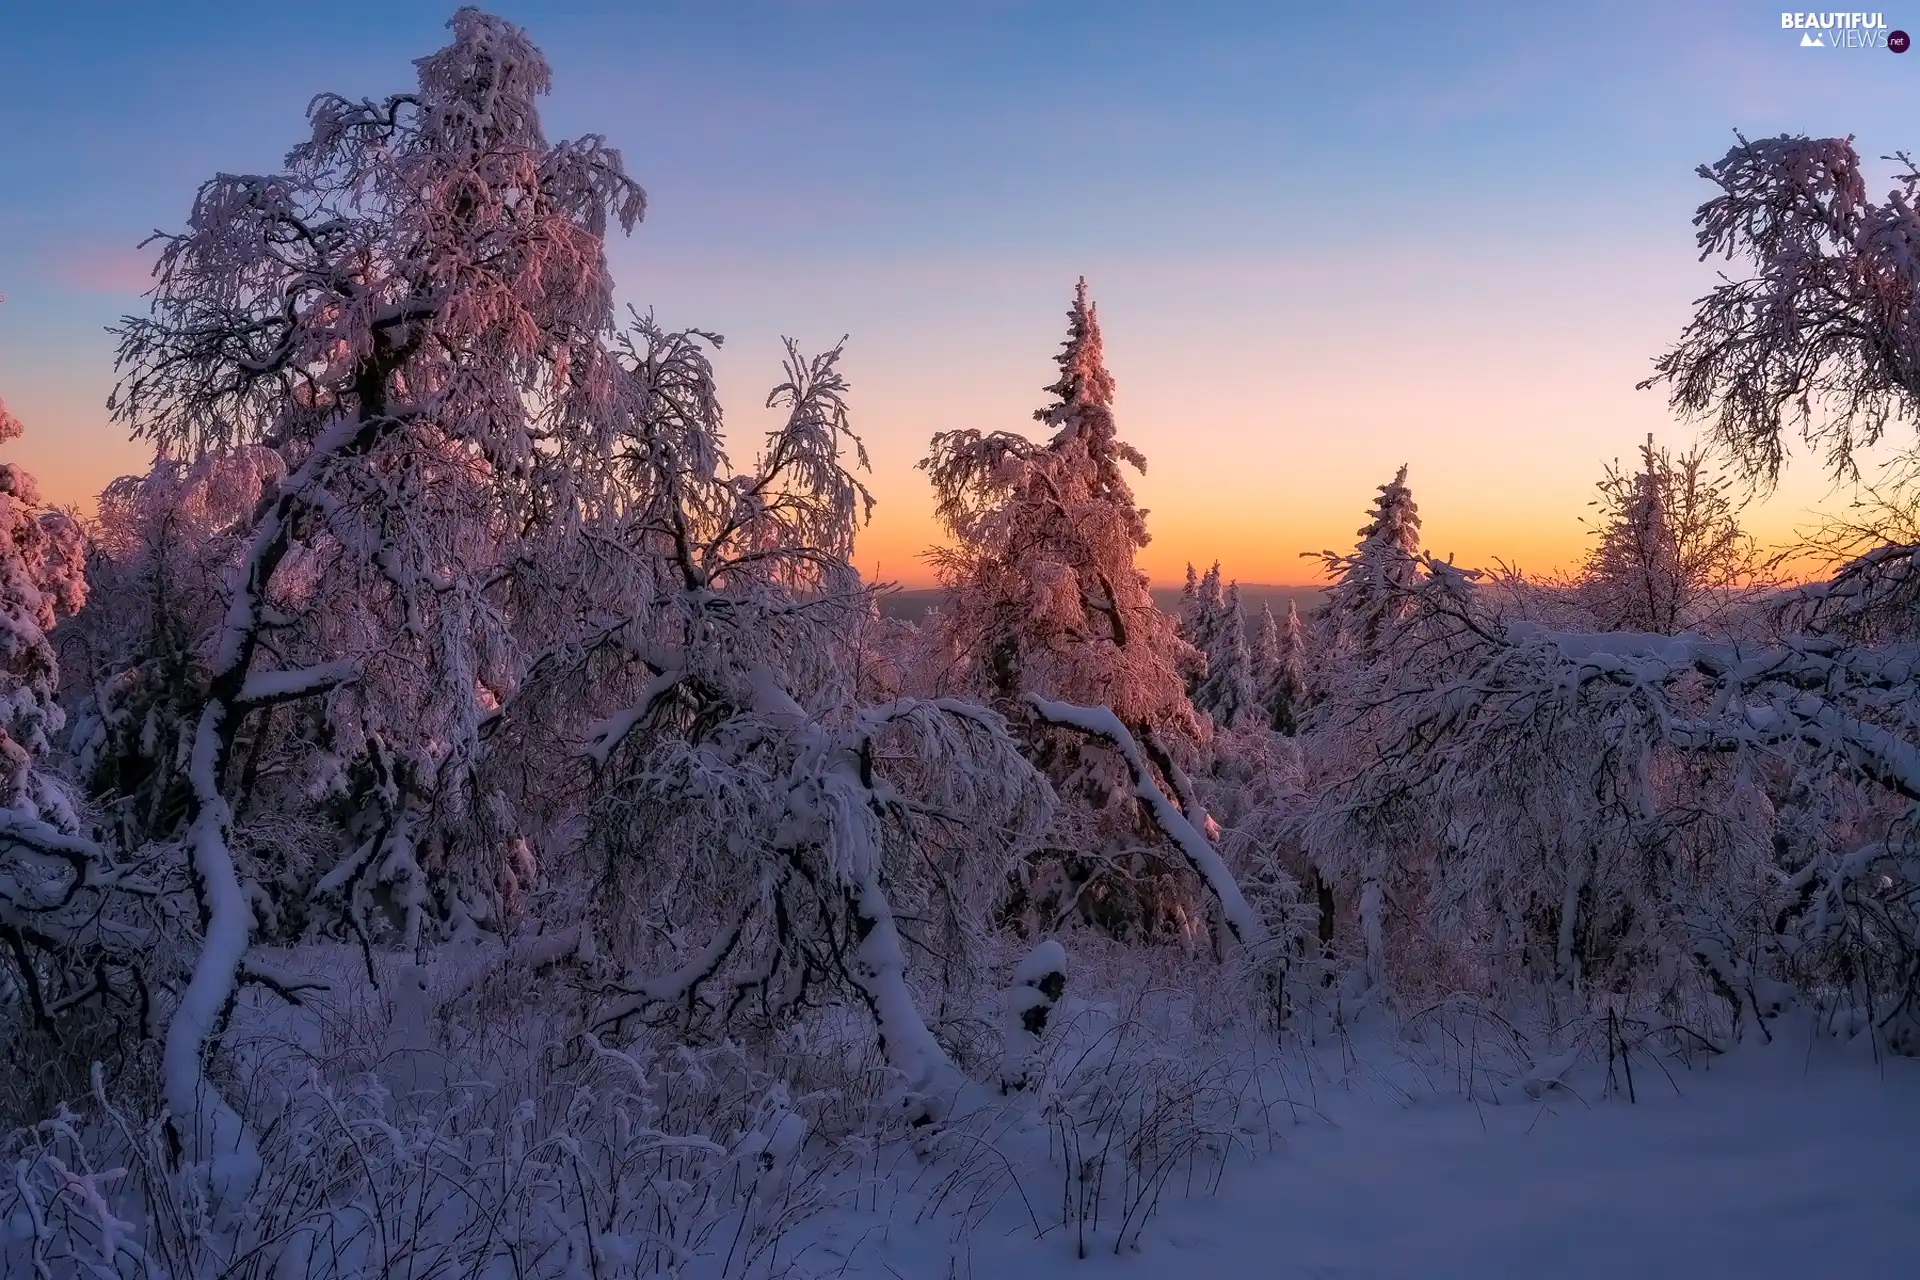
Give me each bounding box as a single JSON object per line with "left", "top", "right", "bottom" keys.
{"left": 1178, "top": 561, "right": 1222, "bottom": 667}
{"left": 1314, "top": 464, "right": 1423, "bottom": 672}
{"left": 1255, "top": 599, "right": 1308, "bottom": 735}
{"left": 1296, "top": 467, "right": 1456, "bottom": 991}
{"left": 1179, "top": 561, "right": 1204, "bottom": 637}
{"left": 924, "top": 281, "right": 1267, "bottom": 946}
{"left": 923, "top": 280, "right": 1201, "bottom": 752}
{"left": 1188, "top": 574, "right": 1256, "bottom": 730}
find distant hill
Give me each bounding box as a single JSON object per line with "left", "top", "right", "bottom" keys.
{"left": 877, "top": 584, "right": 1325, "bottom": 631}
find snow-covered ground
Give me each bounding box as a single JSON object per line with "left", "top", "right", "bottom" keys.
{"left": 11, "top": 941, "right": 1919, "bottom": 1278}
{"left": 801, "top": 1026, "right": 1920, "bottom": 1279}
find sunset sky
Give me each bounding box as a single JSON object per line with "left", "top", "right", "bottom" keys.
{"left": 3, "top": 1, "right": 1917, "bottom": 587}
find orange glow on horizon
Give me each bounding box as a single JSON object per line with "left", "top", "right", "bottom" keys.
{"left": 7, "top": 246, "right": 1897, "bottom": 598}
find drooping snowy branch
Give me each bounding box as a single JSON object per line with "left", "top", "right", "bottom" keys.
{"left": 584, "top": 662, "right": 685, "bottom": 766}
{"left": 1026, "top": 695, "right": 1266, "bottom": 948}
{"left": 1311, "top": 540, "right": 1920, "bottom": 1013}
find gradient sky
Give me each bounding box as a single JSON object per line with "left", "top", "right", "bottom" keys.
{"left": 3, "top": 1, "right": 1917, "bottom": 586}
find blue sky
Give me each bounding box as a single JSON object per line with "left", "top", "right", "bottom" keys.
{"left": 3, "top": 1, "right": 1916, "bottom": 583}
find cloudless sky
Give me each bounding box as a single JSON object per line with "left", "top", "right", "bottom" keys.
{"left": 3, "top": 1, "right": 1916, "bottom": 585}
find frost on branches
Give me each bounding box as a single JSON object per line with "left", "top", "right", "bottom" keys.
{"left": 495, "top": 317, "right": 1052, "bottom": 1123}
{"left": 105, "top": 5, "right": 645, "bottom": 1204}
{"left": 0, "top": 398, "right": 150, "bottom": 1122}
{"left": 1577, "top": 436, "right": 1756, "bottom": 634}
{"left": 1644, "top": 132, "right": 1920, "bottom": 483}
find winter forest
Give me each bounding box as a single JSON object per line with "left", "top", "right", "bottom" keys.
{"left": 3, "top": 10, "right": 1918, "bottom": 1277}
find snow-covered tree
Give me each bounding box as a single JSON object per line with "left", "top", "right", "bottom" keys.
{"left": 493, "top": 318, "right": 1051, "bottom": 1121}
{"left": 922, "top": 280, "right": 1201, "bottom": 755}
{"left": 0, "top": 402, "right": 87, "bottom": 813}
{"left": 1294, "top": 468, "right": 1446, "bottom": 986}
{"left": 1282, "top": 133, "right": 1920, "bottom": 1032}
{"left": 1340, "top": 553, "right": 1915, "bottom": 1035}
{"left": 1314, "top": 465, "right": 1423, "bottom": 672}
{"left": 1578, "top": 436, "right": 1755, "bottom": 634}
{"left": 1644, "top": 134, "right": 1920, "bottom": 484}
{"left": 0, "top": 396, "right": 136, "bottom": 1118}
{"left": 1178, "top": 562, "right": 1222, "bottom": 661}
{"left": 106, "top": 6, "right": 645, "bottom": 1201}
{"left": 1190, "top": 577, "right": 1256, "bottom": 729}
{"left": 922, "top": 281, "right": 1223, "bottom": 943}
{"left": 61, "top": 449, "right": 287, "bottom": 846}
{"left": 1255, "top": 600, "right": 1307, "bottom": 735}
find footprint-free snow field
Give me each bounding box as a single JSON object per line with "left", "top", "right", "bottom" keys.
{"left": 808, "top": 1033, "right": 1920, "bottom": 1280}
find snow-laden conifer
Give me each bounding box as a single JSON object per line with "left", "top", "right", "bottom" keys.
{"left": 1193, "top": 580, "right": 1257, "bottom": 729}
{"left": 1256, "top": 600, "right": 1308, "bottom": 735}
{"left": 922, "top": 282, "right": 1222, "bottom": 941}
{"left": 1315, "top": 465, "right": 1423, "bottom": 670}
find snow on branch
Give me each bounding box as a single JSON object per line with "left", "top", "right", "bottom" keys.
{"left": 1643, "top": 132, "right": 1920, "bottom": 482}
{"left": 235, "top": 659, "right": 361, "bottom": 709}
{"left": 1026, "top": 694, "right": 1267, "bottom": 947}
{"left": 0, "top": 810, "right": 104, "bottom": 865}
{"left": 1491, "top": 623, "right": 1920, "bottom": 805}
{"left": 595, "top": 902, "right": 751, "bottom": 1029}
{"left": 585, "top": 661, "right": 685, "bottom": 765}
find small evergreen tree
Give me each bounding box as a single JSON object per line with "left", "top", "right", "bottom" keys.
{"left": 1316, "top": 464, "right": 1423, "bottom": 670}
{"left": 1256, "top": 600, "right": 1308, "bottom": 735}
{"left": 1194, "top": 579, "right": 1256, "bottom": 729}
{"left": 1178, "top": 560, "right": 1220, "bottom": 702}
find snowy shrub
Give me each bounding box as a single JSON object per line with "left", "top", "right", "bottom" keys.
{"left": 1000, "top": 938, "right": 1067, "bottom": 1092}
{"left": 1, "top": 1030, "right": 848, "bottom": 1278}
